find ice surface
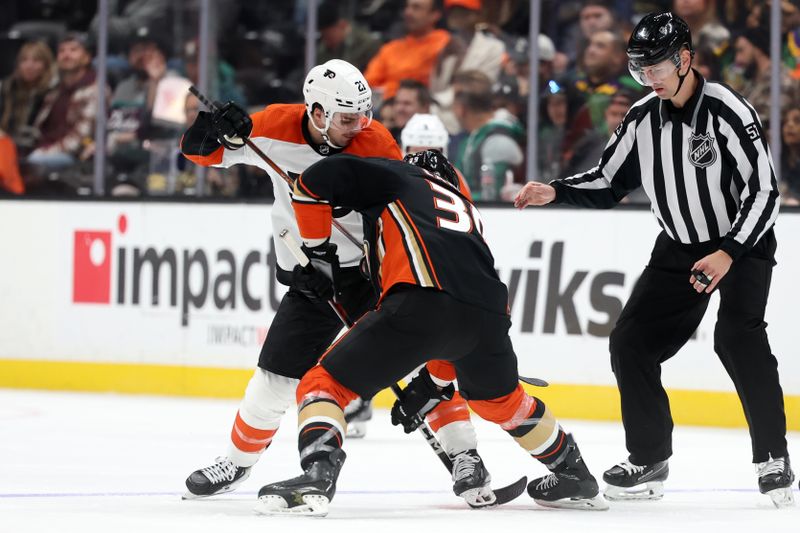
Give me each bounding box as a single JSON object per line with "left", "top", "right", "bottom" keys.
{"left": 1, "top": 389, "right": 797, "bottom": 532}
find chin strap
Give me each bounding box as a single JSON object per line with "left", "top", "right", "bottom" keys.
{"left": 672, "top": 54, "right": 694, "bottom": 97}
{"left": 308, "top": 113, "right": 345, "bottom": 150}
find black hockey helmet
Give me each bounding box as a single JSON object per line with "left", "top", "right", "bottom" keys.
{"left": 404, "top": 149, "right": 460, "bottom": 189}
{"left": 627, "top": 12, "right": 693, "bottom": 69}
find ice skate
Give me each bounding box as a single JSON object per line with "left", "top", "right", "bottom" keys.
{"left": 757, "top": 456, "right": 795, "bottom": 508}
{"left": 528, "top": 434, "right": 609, "bottom": 510}
{"left": 602, "top": 459, "right": 668, "bottom": 501}
{"left": 183, "top": 457, "right": 251, "bottom": 499}
{"left": 450, "top": 449, "right": 495, "bottom": 508}
{"left": 344, "top": 397, "right": 372, "bottom": 439}
{"left": 254, "top": 448, "right": 346, "bottom": 517}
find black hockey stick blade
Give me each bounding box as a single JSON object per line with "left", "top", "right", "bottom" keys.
{"left": 519, "top": 375, "right": 549, "bottom": 387}
{"left": 467, "top": 476, "right": 528, "bottom": 509}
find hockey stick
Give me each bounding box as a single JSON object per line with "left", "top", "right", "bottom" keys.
{"left": 189, "top": 86, "right": 362, "bottom": 249}
{"left": 279, "top": 230, "right": 527, "bottom": 508}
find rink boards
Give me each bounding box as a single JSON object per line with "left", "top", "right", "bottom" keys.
{"left": 0, "top": 200, "right": 798, "bottom": 429}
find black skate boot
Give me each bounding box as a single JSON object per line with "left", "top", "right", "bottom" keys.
{"left": 183, "top": 457, "right": 251, "bottom": 499}
{"left": 255, "top": 448, "right": 347, "bottom": 517}
{"left": 602, "top": 459, "right": 668, "bottom": 501}
{"left": 757, "top": 456, "right": 795, "bottom": 508}
{"left": 528, "top": 434, "right": 608, "bottom": 510}
{"left": 451, "top": 449, "right": 495, "bottom": 508}
{"left": 344, "top": 397, "right": 372, "bottom": 439}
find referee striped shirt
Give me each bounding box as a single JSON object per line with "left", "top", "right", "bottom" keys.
{"left": 551, "top": 70, "right": 779, "bottom": 260}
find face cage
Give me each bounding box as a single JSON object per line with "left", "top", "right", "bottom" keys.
{"left": 628, "top": 52, "right": 682, "bottom": 87}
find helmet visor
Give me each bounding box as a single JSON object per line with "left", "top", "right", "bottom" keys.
{"left": 628, "top": 54, "right": 680, "bottom": 86}
{"left": 330, "top": 110, "right": 373, "bottom": 134}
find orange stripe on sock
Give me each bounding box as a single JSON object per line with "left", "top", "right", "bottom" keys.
{"left": 230, "top": 411, "right": 278, "bottom": 453}
{"left": 532, "top": 432, "right": 565, "bottom": 460}
{"left": 301, "top": 425, "right": 342, "bottom": 447}
{"left": 426, "top": 392, "right": 471, "bottom": 432}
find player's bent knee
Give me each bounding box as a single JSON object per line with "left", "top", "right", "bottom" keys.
{"left": 296, "top": 365, "right": 359, "bottom": 410}
{"left": 467, "top": 384, "right": 527, "bottom": 425}
{"left": 240, "top": 368, "right": 299, "bottom": 423}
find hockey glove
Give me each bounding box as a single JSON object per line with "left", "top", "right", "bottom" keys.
{"left": 291, "top": 241, "right": 340, "bottom": 303}
{"left": 391, "top": 368, "right": 455, "bottom": 434}
{"left": 210, "top": 101, "right": 253, "bottom": 150}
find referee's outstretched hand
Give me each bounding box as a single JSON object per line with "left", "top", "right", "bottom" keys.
{"left": 689, "top": 250, "right": 733, "bottom": 294}
{"left": 514, "top": 181, "right": 555, "bottom": 208}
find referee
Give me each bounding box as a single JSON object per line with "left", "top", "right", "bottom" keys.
{"left": 515, "top": 12, "right": 794, "bottom": 507}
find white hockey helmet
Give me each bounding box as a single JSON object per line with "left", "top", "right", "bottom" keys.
{"left": 303, "top": 59, "right": 373, "bottom": 148}
{"left": 401, "top": 113, "right": 450, "bottom": 157}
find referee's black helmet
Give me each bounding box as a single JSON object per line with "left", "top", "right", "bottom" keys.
{"left": 627, "top": 12, "right": 693, "bottom": 68}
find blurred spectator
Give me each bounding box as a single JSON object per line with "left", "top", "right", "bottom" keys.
{"left": 390, "top": 79, "right": 434, "bottom": 141}
{"left": 0, "top": 40, "right": 56, "bottom": 154}
{"left": 731, "top": 27, "right": 800, "bottom": 126}
{"left": 0, "top": 130, "right": 25, "bottom": 195}
{"left": 430, "top": 0, "right": 505, "bottom": 135}
{"left": 780, "top": 102, "right": 800, "bottom": 205}
{"left": 499, "top": 34, "right": 556, "bottom": 105}
{"left": 181, "top": 39, "right": 246, "bottom": 106}
{"left": 565, "top": 30, "right": 640, "bottom": 155}
{"left": 364, "top": 0, "right": 450, "bottom": 102}
{"left": 557, "top": 0, "right": 617, "bottom": 73}
{"left": 379, "top": 96, "right": 397, "bottom": 130}
{"left": 562, "top": 89, "right": 635, "bottom": 178}
{"left": 673, "top": 0, "right": 727, "bottom": 39}
{"left": 492, "top": 75, "right": 526, "bottom": 129}
{"left": 27, "top": 33, "right": 105, "bottom": 174}
{"left": 451, "top": 70, "right": 525, "bottom": 200}
{"left": 316, "top": 0, "right": 381, "bottom": 72}
{"left": 89, "top": 0, "right": 171, "bottom": 53}
{"left": 107, "top": 26, "right": 187, "bottom": 192}
{"left": 537, "top": 79, "right": 584, "bottom": 182}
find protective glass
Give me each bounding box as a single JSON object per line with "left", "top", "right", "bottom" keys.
{"left": 628, "top": 55, "right": 680, "bottom": 86}
{"left": 330, "top": 110, "right": 373, "bottom": 133}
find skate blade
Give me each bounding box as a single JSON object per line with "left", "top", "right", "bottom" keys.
{"left": 254, "top": 494, "right": 330, "bottom": 517}
{"left": 466, "top": 477, "right": 528, "bottom": 509}
{"left": 534, "top": 495, "right": 610, "bottom": 511}
{"left": 765, "top": 487, "right": 795, "bottom": 508}
{"left": 603, "top": 481, "right": 664, "bottom": 501}
{"left": 181, "top": 484, "right": 238, "bottom": 500}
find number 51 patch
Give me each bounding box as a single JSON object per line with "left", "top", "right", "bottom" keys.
{"left": 745, "top": 123, "right": 760, "bottom": 141}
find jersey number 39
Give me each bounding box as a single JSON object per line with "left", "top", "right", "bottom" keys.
{"left": 429, "top": 181, "right": 485, "bottom": 237}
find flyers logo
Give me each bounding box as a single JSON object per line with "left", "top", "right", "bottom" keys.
{"left": 73, "top": 230, "right": 112, "bottom": 303}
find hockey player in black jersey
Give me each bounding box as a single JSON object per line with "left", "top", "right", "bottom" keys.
{"left": 253, "top": 151, "right": 608, "bottom": 516}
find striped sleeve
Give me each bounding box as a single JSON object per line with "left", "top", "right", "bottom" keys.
{"left": 713, "top": 87, "right": 780, "bottom": 260}
{"left": 550, "top": 99, "right": 649, "bottom": 209}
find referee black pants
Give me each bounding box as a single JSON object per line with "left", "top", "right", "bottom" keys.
{"left": 609, "top": 230, "right": 787, "bottom": 465}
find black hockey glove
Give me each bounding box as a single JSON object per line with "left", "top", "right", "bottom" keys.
{"left": 210, "top": 101, "right": 253, "bottom": 150}
{"left": 391, "top": 368, "right": 455, "bottom": 434}
{"left": 291, "top": 241, "right": 340, "bottom": 303}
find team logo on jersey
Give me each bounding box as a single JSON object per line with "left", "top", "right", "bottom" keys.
{"left": 688, "top": 133, "right": 717, "bottom": 168}
{"left": 319, "top": 144, "right": 330, "bottom": 155}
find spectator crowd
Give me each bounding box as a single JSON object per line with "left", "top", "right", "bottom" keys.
{"left": 1, "top": 0, "right": 800, "bottom": 204}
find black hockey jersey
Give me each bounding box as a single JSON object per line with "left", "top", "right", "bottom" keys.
{"left": 293, "top": 154, "right": 509, "bottom": 315}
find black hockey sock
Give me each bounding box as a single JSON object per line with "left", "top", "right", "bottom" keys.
{"left": 297, "top": 398, "right": 346, "bottom": 470}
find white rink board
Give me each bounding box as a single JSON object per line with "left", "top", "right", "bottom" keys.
{"left": 0, "top": 200, "right": 798, "bottom": 393}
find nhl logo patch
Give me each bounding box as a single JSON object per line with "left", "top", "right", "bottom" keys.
{"left": 688, "top": 133, "right": 716, "bottom": 168}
